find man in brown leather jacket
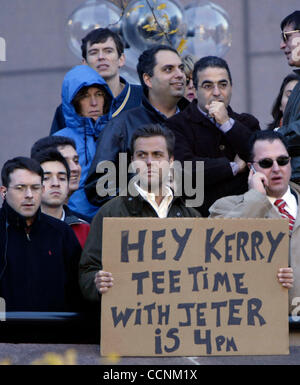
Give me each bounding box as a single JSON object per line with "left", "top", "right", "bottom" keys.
{"left": 79, "top": 124, "right": 200, "bottom": 303}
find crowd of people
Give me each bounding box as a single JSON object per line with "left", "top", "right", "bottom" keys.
{"left": 0, "top": 11, "right": 300, "bottom": 323}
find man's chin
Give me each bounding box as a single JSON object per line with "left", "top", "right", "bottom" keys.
{"left": 267, "top": 185, "right": 288, "bottom": 198}
{"left": 175, "top": 92, "right": 184, "bottom": 99}
{"left": 69, "top": 183, "right": 79, "bottom": 192}
{"left": 20, "top": 210, "right": 37, "bottom": 219}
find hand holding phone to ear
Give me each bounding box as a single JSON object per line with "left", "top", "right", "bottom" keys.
{"left": 248, "top": 165, "right": 268, "bottom": 195}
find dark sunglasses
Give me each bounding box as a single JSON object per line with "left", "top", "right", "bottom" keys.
{"left": 186, "top": 76, "right": 193, "bottom": 86}
{"left": 252, "top": 156, "right": 290, "bottom": 169}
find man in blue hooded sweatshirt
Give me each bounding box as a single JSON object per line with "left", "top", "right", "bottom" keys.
{"left": 53, "top": 64, "right": 113, "bottom": 220}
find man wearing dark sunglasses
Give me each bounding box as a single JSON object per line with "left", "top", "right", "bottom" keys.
{"left": 279, "top": 11, "right": 300, "bottom": 184}
{"left": 209, "top": 131, "right": 297, "bottom": 313}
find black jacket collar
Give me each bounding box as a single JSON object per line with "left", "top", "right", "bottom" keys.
{"left": 183, "top": 99, "right": 236, "bottom": 124}
{"left": 1, "top": 200, "right": 40, "bottom": 229}
{"left": 141, "top": 94, "right": 189, "bottom": 120}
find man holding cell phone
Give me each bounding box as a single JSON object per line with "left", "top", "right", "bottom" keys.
{"left": 209, "top": 130, "right": 297, "bottom": 313}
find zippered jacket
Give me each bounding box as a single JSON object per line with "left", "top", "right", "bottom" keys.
{"left": 0, "top": 201, "right": 83, "bottom": 311}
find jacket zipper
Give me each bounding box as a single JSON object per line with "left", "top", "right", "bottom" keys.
{"left": 25, "top": 228, "right": 31, "bottom": 241}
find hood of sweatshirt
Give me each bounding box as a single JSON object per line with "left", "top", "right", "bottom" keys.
{"left": 61, "top": 65, "right": 113, "bottom": 136}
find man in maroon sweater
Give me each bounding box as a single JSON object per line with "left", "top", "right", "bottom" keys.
{"left": 32, "top": 148, "right": 90, "bottom": 248}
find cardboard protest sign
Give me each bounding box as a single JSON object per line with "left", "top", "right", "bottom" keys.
{"left": 101, "top": 218, "right": 289, "bottom": 356}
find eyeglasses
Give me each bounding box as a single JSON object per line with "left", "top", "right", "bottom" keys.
{"left": 199, "top": 81, "right": 229, "bottom": 91}
{"left": 8, "top": 184, "right": 43, "bottom": 193}
{"left": 281, "top": 29, "right": 300, "bottom": 42}
{"left": 252, "top": 156, "right": 290, "bottom": 169}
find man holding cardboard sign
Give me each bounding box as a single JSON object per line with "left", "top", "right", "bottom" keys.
{"left": 100, "top": 217, "right": 291, "bottom": 356}
{"left": 79, "top": 124, "right": 200, "bottom": 302}
{"left": 209, "top": 130, "right": 295, "bottom": 310}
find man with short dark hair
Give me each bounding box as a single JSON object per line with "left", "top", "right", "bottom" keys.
{"left": 31, "top": 136, "right": 81, "bottom": 200}
{"left": 50, "top": 28, "right": 142, "bottom": 134}
{"left": 79, "top": 124, "right": 199, "bottom": 302}
{"left": 209, "top": 130, "right": 295, "bottom": 311}
{"left": 32, "top": 149, "right": 90, "bottom": 248}
{"left": 31, "top": 136, "right": 90, "bottom": 222}
{"left": 84, "top": 44, "right": 188, "bottom": 207}
{"left": 165, "top": 56, "right": 261, "bottom": 216}
{"left": 279, "top": 11, "right": 300, "bottom": 183}
{"left": 0, "top": 156, "right": 82, "bottom": 311}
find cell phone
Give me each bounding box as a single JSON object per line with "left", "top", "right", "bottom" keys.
{"left": 250, "top": 164, "right": 266, "bottom": 189}
{"left": 250, "top": 165, "right": 256, "bottom": 174}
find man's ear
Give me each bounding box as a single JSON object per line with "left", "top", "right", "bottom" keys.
{"left": 118, "top": 53, "right": 125, "bottom": 69}
{"left": 0, "top": 186, "right": 7, "bottom": 200}
{"left": 247, "top": 162, "right": 252, "bottom": 170}
{"left": 143, "top": 73, "right": 152, "bottom": 89}
{"left": 82, "top": 58, "right": 88, "bottom": 65}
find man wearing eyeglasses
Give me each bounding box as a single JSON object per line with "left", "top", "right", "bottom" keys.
{"left": 0, "top": 157, "right": 83, "bottom": 312}
{"left": 279, "top": 11, "right": 300, "bottom": 184}
{"left": 209, "top": 131, "right": 296, "bottom": 311}
{"left": 165, "top": 56, "right": 261, "bottom": 216}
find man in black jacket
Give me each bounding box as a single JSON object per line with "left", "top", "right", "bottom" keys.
{"left": 79, "top": 124, "right": 200, "bottom": 302}
{"left": 0, "top": 157, "right": 82, "bottom": 311}
{"left": 84, "top": 44, "right": 188, "bottom": 208}
{"left": 31, "top": 135, "right": 91, "bottom": 223}
{"left": 165, "top": 56, "right": 261, "bottom": 216}
{"left": 279, "top": 11, "right": 300, "bottom": 182}
{"left": 32, "top": 149, "right": 90, "bottom": 249}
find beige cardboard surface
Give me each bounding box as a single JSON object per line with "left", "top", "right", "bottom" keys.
{"left": 101, "top": 218, "right": 289, "bottom": 356}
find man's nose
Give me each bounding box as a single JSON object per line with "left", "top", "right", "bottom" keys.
{"left": 51, "top": 176, "right": 60, "bottom": 186}
{"left": 212, "top": 84, "right": 221, "bottom": 95}
{"left": 280, "top": 39, "right": 286, "bottom": 50}
{"left": 24, "top": 187, "right": 34, "bottom": 198}
{"left": 97, "top": 50, "right": 105, "bottom": 59}
{"left": 145, "top": 155, "right": 153, "bottom": 165}
{"left": 69, "top": 160, "right": 77, "bottom": 172}
{"left": 272, "top": 160, "right": 281, "bottom": 171}
{"left": 174, "top": 67, "right": 184, "bottom": 78}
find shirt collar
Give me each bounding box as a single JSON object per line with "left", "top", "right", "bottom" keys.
{"left": 198, "top": 106, "right": 209, "bottom": 116}
{"left": 134, "top": 182, "right": 173, "bottom": 201}
{"left": 60, "top": 208, "right": 65, "bottom": 221}
{"left": 152, "top": 105, "right": 180, "bottom": 119}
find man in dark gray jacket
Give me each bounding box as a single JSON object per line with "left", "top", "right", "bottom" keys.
{"left": 84, "top": 44, "right": 188, "bottom": 208}
{"left": 279, "top": 10, "right": 300, "bottom": 182}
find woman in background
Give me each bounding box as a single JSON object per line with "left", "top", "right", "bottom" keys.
{"left": 182, "top": 54, "right": 197, "bottom": 102}
{"left": 267, "top": 73, "right": 299, "bottom": 130}
{"left": 54, "top": 65, "right": 113, "bottom": 220}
